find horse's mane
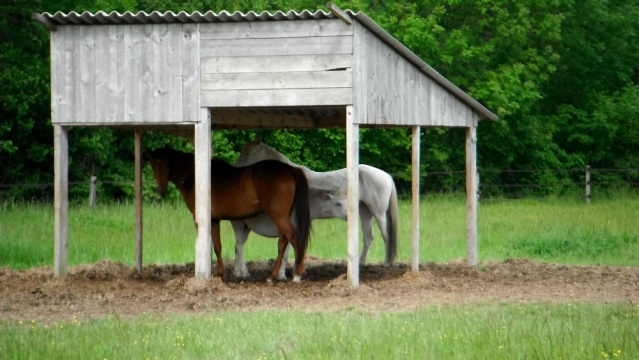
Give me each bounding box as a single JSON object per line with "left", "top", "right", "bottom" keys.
{"left": 238, "top": 140, "right": 296, "bottom": 166}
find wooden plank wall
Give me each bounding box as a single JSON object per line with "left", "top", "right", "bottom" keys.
{"left": 352, "top": 22, "right": 478, "bottom": 127}
{"left": 50, "top": 24, "right": 200, "bottom": 125}
{"left": 199, "top": 20, "right": 354, "bottom": 108}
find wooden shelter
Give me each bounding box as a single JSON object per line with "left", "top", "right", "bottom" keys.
{"left": 35, "top": 4, "right": 497, "bottom": 286}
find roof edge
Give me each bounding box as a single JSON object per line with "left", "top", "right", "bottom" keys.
{"left": 37, "top": 9, "right": 337, "bottom": 25}
{"left": 346, "top": 10, "right": 497, "bottom": 121}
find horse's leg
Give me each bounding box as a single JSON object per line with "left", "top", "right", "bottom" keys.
{"left": 359, "top": 205, "right": 375, "bottom": 265}
{"left": 278, "top": 243, "right": 291, "bottom": 281}
{"left": 231, "top": 220, "right": 251, "bottom": 278}
{"left": 290, "top": 237, "right": 305, "bottom": 283}
{"left": 270, "top": 216, "right": 304, "bottom": 282}
{"left": 284, "top": 224, "right": 306, "bottom": 283}
{"left": 287, "top": 229, "right": 305, "bottom": 283}
{"left": 211, "top": 220, "right": 225, "bottom": 279}
{"left": 371, "top": 207, "right": 392, "bottom": 266}
{"left": 268, "top": 233, "right": 289, "bottom": 283}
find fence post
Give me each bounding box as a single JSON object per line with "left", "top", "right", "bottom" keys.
{"left": 585, "top": 165, "right": 591, "bottom": 204}
{"left": 88, "top": 175, "right": 97, "bottom": 207}
{"left": 477, "top": 170, "right": 481, "bottom": 202}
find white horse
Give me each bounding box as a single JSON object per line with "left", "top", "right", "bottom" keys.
{"left": 232, "top": 140, "right": 399, "bottom": 280}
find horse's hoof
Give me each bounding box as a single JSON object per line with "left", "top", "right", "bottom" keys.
{"left": 234, "top": 269, "right": 251, "bottom": 278}
{"left": 278, "top": 277, "right": 288, "bottom": 282}
{"left": 292, "top": 275, "right": 301, "bottom": 283}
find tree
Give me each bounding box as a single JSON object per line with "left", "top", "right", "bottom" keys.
{"left": 542, "top": 0, "right": 639, "bottom": 170}
{"left": 0, "top": 0, "right": 54, "bottom": 199}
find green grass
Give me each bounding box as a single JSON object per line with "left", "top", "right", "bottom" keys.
{"left": 479, "top": 194, "right": 639, "bottom": 266}
{"left": 1, "top": 302, "right": 638, "bottom": 359}
{"left": 1, "top": 192, "right": 638, "bottom": 269}
{"left": 2, "top": 193, "right": 638, "bottom": 358}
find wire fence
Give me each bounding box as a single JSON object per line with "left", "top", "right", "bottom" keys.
{"left": 417, "top": 167, "right": 639, "bottom": 201}
{"left": 419, "top": 168, "right": 639, "bottom": 186}
{"left": 1, "top": 166, "right": 638, "bottom": 203}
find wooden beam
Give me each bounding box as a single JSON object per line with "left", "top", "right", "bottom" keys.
{"left": 194, "top": 108, "right": 212, "bottom": 280}
{"left": 326, "top": 3, "right": 352, "bottom": 25}
{"left": 314, "top": 116, "right": 344, "bottom": 128}
{"left": 31, "top": 12, "right": 57, "bottom": 31}
{"left": 54, "top": 125, "right": 68, "bottom": 277}
{"left": 411, "top": 126, "right": 421, "bottom": 272}
{"left": 211, "top": 110, "right": 316, "bottom": 128}
{"left": 210, "top": 110, "right": 345, "bottom": 129}
{"left": 134, "top": 130, "right": 143, "bottom": 272}
{"left": 466, "top": 126, "right": 478, "bottom": 266}
{"left": 346, "top": 105, "right": 359, "bottom": 287}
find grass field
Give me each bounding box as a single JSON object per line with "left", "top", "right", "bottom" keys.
{"left": 1, "top": 302, "right": 638, "bottom": 359}
{"left": 1, "top": 192, "right": 638, "bottom": 358}
{"left": 1, "top": 192, "right": 638, "bottom": 269}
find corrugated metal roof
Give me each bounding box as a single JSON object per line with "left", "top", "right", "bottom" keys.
{"left": 38, "top": 9, "right": 338, "bottom": 25}
{"left": 35, "top": 8, "right": 497, "bottom": 121}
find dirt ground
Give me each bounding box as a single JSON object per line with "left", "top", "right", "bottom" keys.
{"left": 1, "top": 258, "right": 638, "bottom": 322}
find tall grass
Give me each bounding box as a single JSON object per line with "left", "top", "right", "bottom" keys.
{"left": 2, "top": 302, "right": 638, "bottom": 359}
{"left": 1, "top": 192, "right": 638, "bottom": 269}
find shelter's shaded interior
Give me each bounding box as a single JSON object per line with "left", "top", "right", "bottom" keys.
{"left": 110, "top": 106, "right": 348, "bottom": 138}
{"left": 211, "top": 107, "right": 347, "bottom": 129}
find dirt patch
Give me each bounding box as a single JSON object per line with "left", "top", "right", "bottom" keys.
{"left": 1, "top": 259, "right": 638, "bottom": 322}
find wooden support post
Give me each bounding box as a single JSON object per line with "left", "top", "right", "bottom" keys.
{"left": 134, "top": 130, "right": 143, "bottom": 272}
{"left": 88, "top": 175, "right": 97, "bottom": 207}
{"left": 194, "top": 108, "right": 212, "bottom": 280}
{"left": 585, "top": 165, "right": 591, "bottom": 205}
{"left": 346, "top": 105, "right": 360, "bottom": 287}
{"left": 477, "top": 170, "right": 481, "bottom": 202}
{"left": 466, "top": 126, "right": 478, "bottom": 266}
{"left": 411, "top": 126, "right": 421, "bottom": 272}
{"left": 54, "top": 125, "right": 69, "bottom": 277}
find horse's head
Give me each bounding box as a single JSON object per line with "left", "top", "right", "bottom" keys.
{"left": 147, "top": 148, "right": 172, "bottom": 198}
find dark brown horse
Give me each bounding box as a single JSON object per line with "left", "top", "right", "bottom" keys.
{"left": 147, "top": 148, "right": 311, "bottom": 282}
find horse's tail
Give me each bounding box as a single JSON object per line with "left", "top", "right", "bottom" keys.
{"left": 386, "top": 178, "right": 399, "bottom": 264}
{"left": 291, "top": 168, "right": 312, "bottom": 267}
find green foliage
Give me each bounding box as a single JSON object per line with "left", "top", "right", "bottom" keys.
{"left": 0, "top": 0, "right": 53, "bottom": 200}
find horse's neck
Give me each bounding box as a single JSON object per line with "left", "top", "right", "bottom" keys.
{"left": 168, "top": 155, "right": 195, "bottom": 192}
{"left": 306, "top": 168, "right": 346, "bottom": 190}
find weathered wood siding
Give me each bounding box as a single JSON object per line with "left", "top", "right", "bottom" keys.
{"left": 50, "top": 24, "right": 200, "bottom": 125}
{"left": 199, "top": 20, "right": 353, "bottom": 108}
{"left": 352, "top": 22, "right": 479, "bottom": 127}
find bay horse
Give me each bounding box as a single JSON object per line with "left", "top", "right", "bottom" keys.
{"left": 232, "top": 140, "right": 398, "bottom": 280}
{"left": 147, "top": 148, "right": 311, "bottom": 282}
